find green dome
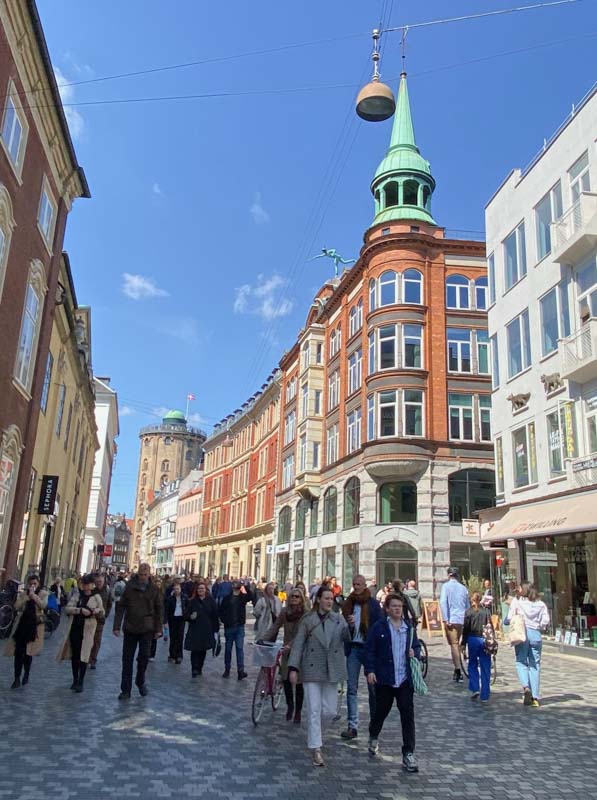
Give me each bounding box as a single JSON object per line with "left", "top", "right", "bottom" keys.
{"left": 163, "top": 410, "right": 186, "bottom": 425}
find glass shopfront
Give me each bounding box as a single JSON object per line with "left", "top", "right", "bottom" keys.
{"left": 521, "top": 530, "right": 597, "bottom": 645}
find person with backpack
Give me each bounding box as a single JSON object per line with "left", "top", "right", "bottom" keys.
{"left": 461, "top": 592, "right": 495, "bottom": 703}
{"left": 112, "top": 573, "right": 127, "bottom": 603}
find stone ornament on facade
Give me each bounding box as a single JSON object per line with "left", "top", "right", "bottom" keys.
{"left": 506, "top": 392, "right": 531, "bottom": 412}
{"left": 540, "top": 372, "right": 564, "bottom": 394}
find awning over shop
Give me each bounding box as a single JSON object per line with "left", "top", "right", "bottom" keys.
{"left": 480, "top": 490, "right": 597, "bottom": 543}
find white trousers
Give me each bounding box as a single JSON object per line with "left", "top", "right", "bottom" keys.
{"left": 303, "top": 681, "right": 338, "bottom": 750}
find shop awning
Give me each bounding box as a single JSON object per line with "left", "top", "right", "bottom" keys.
{"left": 480, "top": 490, "right": 597, "bottom": 543}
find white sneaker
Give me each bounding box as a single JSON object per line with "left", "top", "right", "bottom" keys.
{"left": 402, "top": 752, "right": 419, "bottom": 773}
{"left": 368, "top": 737, "right": 379, "bottom": 756}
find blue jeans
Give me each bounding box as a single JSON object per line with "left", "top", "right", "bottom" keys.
{"left": 224, "top": 625, "right": 245, "bottom": 672}
{"left": 346, "top": 645, "right": 376, "bottom": 730}
{"left": 467, "top": 636, "right": 491, "bottom": 701}
{"left": 515, "top": 628, "right": 542, "bottom": 699}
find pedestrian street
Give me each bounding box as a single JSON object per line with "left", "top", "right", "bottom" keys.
{"left": 1, "top": 627, "right": 596, "bottom": 800}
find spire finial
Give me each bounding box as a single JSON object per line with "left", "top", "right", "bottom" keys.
{"left": 401, "top": 26, "right": 408, "bottom": 74}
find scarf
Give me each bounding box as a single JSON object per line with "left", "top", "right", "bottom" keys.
{"left": 342, "top": 588, "right": 371, "bottom": 639}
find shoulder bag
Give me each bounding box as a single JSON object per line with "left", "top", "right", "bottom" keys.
{"left": 508, "top": 604, "right": 527, "bottom": 646}
{"left": 409, "top": 627, "right": 429, "bottom": 696}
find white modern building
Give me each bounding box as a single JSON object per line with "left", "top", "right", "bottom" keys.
{"left": 80, "top": 377, "right": 119, "bottom": 573}
{"left": 480, "top": 82, "right": 597, "bottom": 645}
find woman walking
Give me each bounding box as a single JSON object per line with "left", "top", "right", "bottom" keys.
{"left": 364, "top": 593, "right": 421, "bottom": 771}
{"left": 461, "top": 592, "right": 493, "bottom": 703}
{"left": 288, "top": 586, "right": 350, "bottom": 767}
{"left": 263, "top": 587, "right": 307, "bottom": 723}
{"left": 253, "top": 582, "right": 282, "bottom": 640}
{"left": 184, "top": 582, "right": 219, "bottom": 678}
{"left": 4, "top": 574, "right": 48, "bottom": 689}
{"left": 506, "top": 582, "right": 550, "bottom": 707}
{"left": 165, "top": 579, "right": 188, "bottom": 664}
{"left": 58, "top": 575, "right": 104, "bottom": 693}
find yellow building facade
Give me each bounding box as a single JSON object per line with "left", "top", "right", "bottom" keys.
{"left": 17, "top": 253, "right": 98, "bottom": 583}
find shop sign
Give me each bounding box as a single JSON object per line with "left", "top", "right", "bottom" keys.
{"left": 572, "top": 456, "right": 597, "bottom": 472}
{"left": 461, "top": 519, "right": 479, "bottom": 537}
{"left": 265, "top": 544, "right": 273, "bottom": 555}
{"left": 293, "top": 540, "right": 304, "bottom": 551}
{"left": 104, "top": 544, "right": 113, "bottom": 557}
{"left": 563, "top": 402, "right": 576, "bottom": 458}
{"left": 37, "top": 475, "right": 59, "bottom": 515}
{"left": 276, "top": 543, "right": 290, "bottom": 554}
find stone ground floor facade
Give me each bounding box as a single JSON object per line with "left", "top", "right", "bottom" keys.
{"left": 274, "top": 458, "right": 493, "bottom": 597}
{"left": 196, "top": 523, "right": 274, "bottom": 580}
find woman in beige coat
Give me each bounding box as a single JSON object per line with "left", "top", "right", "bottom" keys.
{"left": 4, "top": 574, "right": 48, "bottom": 689}
{"left": 57, "top": 575, "right": 104, "bottom": 692}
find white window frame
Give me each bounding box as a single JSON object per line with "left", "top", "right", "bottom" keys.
{"left": 326, "top": 424, "right": 339, "bottom": 465}
{"left": 448, "top": 393, "right": 474, "bottom": 441}
{"left": 403, "top": 269, "right": 423, "bottom": 305}
{"left": 347, "top": 348, "right": 362, "bottom": 395}
{"left": 535, "top": 181, "right": 562, "bottom": 261}
{"left": 476, "top": 329, "right": 490, "bottom": 375}
{"left": 349, "top": 300, "right": 363, "bottom": 337}
{"left": 479, "top": 396, "right": 492, "bottom": 442}
{"left": 378, "top": 270, "right": 399, "bottom": 307}
{"left": 14, "top": 261, "right": 46, "bottom": 394}
{"left": 312, "top": 441, "right": 320, "bottom": 469}
{"left": 329, "top": 326, "right": 342, "bottom": 357}
{"left": 286, "top": 376, "right": 297, "bottom": 402}
{"left": 447, "top": 328, "right": 472, "bottom": 374}
{"left": 490, "top": 334, "right": 500, "bottom": 389}
{"left": 300, "top": 383, "right": 308, "bottom": 419}
{"left": 375, "top": 325, "right": 397, "bottom": 371}
{"left": 512, "top": 422, "right": 537, "bottom": 489}
{"left": 475, "top": 277, "right": 488, "bottom": 311}
{"left": 299, "top": 434, "right": 307, "bottom": 472}
{"left": 0, "top": 84, "right": 28, "bottom": 179}
{"left": 0, "top": 186, "right": 15, "bottom": 302}
{"left": 38, "top": 176, "right": 57, "bottom": 251}
{"left": 539, "top": 283, "right": 570, "bottom": 358}
{"left": 283, "top": 410, "right": 296, "bottom": 445}
{"left": 503, "top": 221, "right": 527, "bottom": 290}
{"left": 446, "top": 275, "right": 471, "bottom": 310}
{"left": 487, "top": 253, "right": 496, "bottom": 306}
{"left": 403, "top": 390, "right": 424, "bottom": 438}
{"left": 301, "top": 341, "right": 310, "bottom": 370}
{"left": 314, "top": 389, "right": 322, "bottom": 415}
{"left": 328, "top": 370, "right": 340, "bottom": 410}
{"left": 378, "top": 390, "right": 398, "bottom": 438}
{"left": 282, "top": 454, "right": 295, "bottom": 489}
{"left": 346, "top": 408, "right": 362, "bottom": 454}
{"left": 403, "top": 324, "right": 422, "bottom": 369}
{"left": 569, "top": 151, "right": 590, "bottom": 204}
{"left": 506, "top": 309, "right": 532, "bottom": 379}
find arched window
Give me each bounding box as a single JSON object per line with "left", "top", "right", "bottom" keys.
{"left": 343, "top": 477, "right": 360, "bottom": 528}
{"left": 140, "top": 489, "right": 145, "bottom": 502}
{"left": 403, "top": 269, "right": 423, "bottom": 304}
{"left": 0, "top": 184, "right": 15, "bottom": 302}
{"left": 475, "top": 277, "right": 488, "bottom": 310}
{"left": 160, "top": 474, "right": 168, "bottom": 487}
{"left": 137, "top": 519, "right": 143, "bottom": 531}
{"left": 385, "top": 181, "right": 399, "bottom": 207}
{"left": 14, "top": 260, "right": 47, "bottom": 392}
{"left": 446, "top": 274, "right": 471, "bottom": 310}
{"left": 323, "top": 486, "right": 337, "bottom": 533}
{"left": 144, "top": 437, "right": 150, "bottom": 447}
{"left": 0, "top": 424, "right": 23, "bottom": 561}
{"left": 379, "top": 270, "right": 398, "bottom": 307}
{"left": 278, "top": 506, "right": 292, "bottom": 544}
{"left": 296, "top": 498, "right": 308, "bottom": 540}
{"left": 448, "top": 468, "right": 495, "bottom": 522}
{"left": 379, "top": 482, "right": 417, "bottom": 524}
{"left": 135, "top": 535, "right": 141, "bottom": 547}
{"left": 164, "top": 436, "right": 173, "bottom": 445}
{"left": 369, "top": 278, "right": 377, "bottom": 312}
{"left": 138, "top": 503, "right": 144, "bottom": 516}
{"left": 403, "top": 179, "right": 418, "bottom": 206}
{"left": 141, "top": 473, "right": 147, "bottom": 487}
{"left": 422, "top": 185, "right": 431, "bottom": 209}
{"left": 161, "top": 459, "right": 170, "bottom": 471}
{"left": 142, "top": 459, "right": 148, "bottom": 471}
{"left": 185, "top": 449, "right": 192, "bottom": 460}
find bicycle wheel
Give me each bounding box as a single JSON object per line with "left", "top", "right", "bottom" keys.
{"left": 491, "top": 654, "right": 497, "bottom": 685}
{"left": 459, "top": 646, "right": 469, "bottom": 678}
{"left": 271, "top": 668, "right": 284, "bottom": 710}
{"left": 251, "top": 668, "right": 269, "bottom": 725}
{"left": 419, "top": 639, "right": 429, "bottom": 679}
{"left": 0, "top": 604, "right": 14, "bottom": 638}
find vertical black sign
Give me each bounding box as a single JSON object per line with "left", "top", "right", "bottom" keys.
{"left": 37, "top": 475, "right": 59, "bottom": 514}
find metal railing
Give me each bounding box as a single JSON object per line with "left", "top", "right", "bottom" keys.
{"left": 552, "top": 192, "right": 597, "bottom": 250}
{"left": 560, "top": 319, "right": 597, "bottom": 373}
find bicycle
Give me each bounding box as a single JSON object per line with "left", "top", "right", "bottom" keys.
{"left": 0, "top": 579, "right": 19, "bottom": 639}
{"left": 251, "top": 642, "right": 285, "bottom": 725}
{"left": 418, "top": 638, "right": 429, "bottom": 679}
{"left": 459, "top": 644, "right": 497, "bottom": 685}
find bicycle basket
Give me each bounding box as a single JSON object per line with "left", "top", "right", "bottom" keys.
{"left": 253, "top": 642, "right": 282, "bottom": 668}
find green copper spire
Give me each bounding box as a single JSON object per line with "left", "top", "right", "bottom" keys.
{"left": 371, "top": 73, "right": 436, "bottom": 226}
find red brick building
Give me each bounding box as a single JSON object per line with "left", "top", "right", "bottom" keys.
{"left": 0, "top": 1, "right": 89, "bottom": 576}
{"left": 200, "top": 371, "right": 280, "bottom": 579}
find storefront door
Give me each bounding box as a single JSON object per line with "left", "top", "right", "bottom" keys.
{"left": 375, "top": 541, "right": 418, "bottom": 588}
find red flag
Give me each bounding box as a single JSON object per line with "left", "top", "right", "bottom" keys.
{"left": 187, "top": 393, "right": 196, "bottom": 400}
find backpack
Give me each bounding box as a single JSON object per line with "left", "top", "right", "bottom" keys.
{"left": 113, "top": 581, "right": 125, "bottom": 601}
{"left": 482, "top": 611, "right": 498, "bottom": 655}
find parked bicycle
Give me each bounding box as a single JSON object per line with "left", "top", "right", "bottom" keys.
{"left": 251, "top": 641, "right": 284, "bottom": 725}
{"left": 459, "top": 644, "right": 497, "bottom": 685}
{"left": 0, "top": 579, "right": 20, "bottom": 639}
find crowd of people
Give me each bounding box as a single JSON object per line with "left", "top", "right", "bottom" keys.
{"left": 2, "top": 565, "right": 552, "bottom": 771}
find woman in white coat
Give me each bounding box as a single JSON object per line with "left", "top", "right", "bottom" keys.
{"left": 252, "top": 582, "right": 282, "bottom": 640}
{"left": 288, "top": 586, "right": 350, "bottom": 767}
{"left": 57, "top": 575, "right": 104, "bottom": 693}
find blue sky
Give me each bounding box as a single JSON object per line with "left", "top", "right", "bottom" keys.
{"left": 37, "top": 0, "right": 597, "bottom": 515}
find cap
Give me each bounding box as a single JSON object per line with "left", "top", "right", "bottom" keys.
{"left": 447, "top": 566, "right": 459, "bottom": 577}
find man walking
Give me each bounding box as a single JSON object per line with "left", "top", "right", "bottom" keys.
{"left": 439, "top": 567, "right": 470, "bottom": 682}
{"left": 113, "top": 563, "right": 163, "bottom": 699}
{"left": 219, "top": 580, "right": 254, "bottom": 679}
{"left": 89, "top": 572, "right": 112, "bottom": 670}
{"left": 340, "top": 574, "right": 382, "bottom": 739}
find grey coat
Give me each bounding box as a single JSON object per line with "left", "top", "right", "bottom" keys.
{"left": 288, "top": 611, "right": 350, "bottom": 683}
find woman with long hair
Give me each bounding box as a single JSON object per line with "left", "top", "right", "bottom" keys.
{"left": 4, "top": 574, "right": 48, "bottom": 689}
{"left": 184, "top": 581, "right": 219, "bottom": 678}
{"left": 58, "top": 575, "right": 104, "bottom": 693}
{"left": 263, "top": 587, "right": 307, "bottom": 722}
{"left": 461, "top": 592, "right": 493, "bottom": 703}
{"left": 506, "top": 582, "right": 550, "bottom": 707}
{"left": 288, "top": 586, "right": 350, "bottom": 767}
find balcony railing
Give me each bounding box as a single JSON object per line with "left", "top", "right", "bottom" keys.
{"left": 560, "top": 318, "right": 597, "bottom": 383}
{"left": 551, "top": 192, "right": 597, "bottom": 264}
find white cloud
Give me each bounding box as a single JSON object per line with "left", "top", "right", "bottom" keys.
{"left": 53, "top": 66, "right": 84, "bottom": 141}
{"left": 62, "top": 53, "right": 95, "bottom": 77}
{"left": 119, "top": 405, "right": 135, "bottom": 417}
{"left": 233, "top": 273, "right": 293, "bottom": 321}
{"left": 249, "top": 192, "right": 270, "bottom": 225}
{"left": 187, "top": 412, "right": 208, "bottom": 426}
{"left": 122, "top": 273, "right": 169, "bottom": 300}
{"left": 152, "top": 182, "right": 164, "bottom": 197}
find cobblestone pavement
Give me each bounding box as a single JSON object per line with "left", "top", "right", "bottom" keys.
{"left": 1, "top": 622, "right": 596, "bottom": 800}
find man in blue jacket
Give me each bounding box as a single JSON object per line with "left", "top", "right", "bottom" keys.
{"left": 340, "top": 574, "right": 382, "bottom": 739}
{"left": 365, "top": 593, "right": 421, "bottom": 772}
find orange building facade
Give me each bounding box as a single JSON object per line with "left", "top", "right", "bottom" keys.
{"left": 199, "top": 371, "right": 280, "bottom": 579}
{"left": 272, "top": 75, "right": 495, "bottom": 598}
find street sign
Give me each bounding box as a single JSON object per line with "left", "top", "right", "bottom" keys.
{"left": 104, "top": 544, "right": 113, "bottom": 556}
{"left": 37, "top": 475, "right": 59, "bottom": 514}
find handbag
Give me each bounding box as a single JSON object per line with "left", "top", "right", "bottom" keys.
{"left": 508, "top": 608, "right": 527, "bottom": 646}
{"left": 482, "top": 610, "right": 498, "bottom": 656}
{"left": 409, "top": 628, "right": 429, "bottom": 696}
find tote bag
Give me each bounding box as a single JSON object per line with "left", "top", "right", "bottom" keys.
{"left": 508, "top": 610, "right": 527, "bottom": 646}
{"left": 409, "top": 628, "right": 429, "bottom": 696}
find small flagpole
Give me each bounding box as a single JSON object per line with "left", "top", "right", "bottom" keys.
{"left": 185, "top": 394, "right": 190, "bottom": 422}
